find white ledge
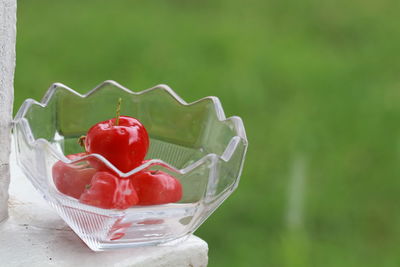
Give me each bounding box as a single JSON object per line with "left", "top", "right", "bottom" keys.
{"left": 0, "top": 149, "right": 208, "bottom": 267}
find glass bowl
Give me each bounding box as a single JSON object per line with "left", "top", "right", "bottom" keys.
{"left": 13, "top": 80, "right": 248, "bottom": 251}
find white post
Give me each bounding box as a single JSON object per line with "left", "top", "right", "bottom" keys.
{"left": 0, "top": 0, "right": 16, "bottom": 222}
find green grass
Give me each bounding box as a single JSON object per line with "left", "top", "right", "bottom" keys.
{"left": 15, "top": 0, "right": 400, "bottom": 266}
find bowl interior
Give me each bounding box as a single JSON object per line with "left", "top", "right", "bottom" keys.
{"left": 17, "top": 83, "right": 247, "bottom": 204}
{"left": 24, "top": 83, "right": 240, "bottom": 169}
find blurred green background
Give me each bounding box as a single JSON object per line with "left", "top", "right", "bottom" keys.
{"left": 15, "top": 0, "right": 400, "bottom": 266}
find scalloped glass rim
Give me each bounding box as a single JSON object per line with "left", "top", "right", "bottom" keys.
{"left": 13, "top": 80, "right": 248, "bottom": 177}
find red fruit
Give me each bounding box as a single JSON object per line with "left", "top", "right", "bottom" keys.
{"left": 85, "top": 116, "right": 149, "bottom": 173}
{"left": 52, "top": 153, "right": 96, "bottom": 199}
{"left": 130, "top": 170, "right": 182, "bottom": 205}
{"left": 79, "top": 171, "right": 139, "bottom": 209}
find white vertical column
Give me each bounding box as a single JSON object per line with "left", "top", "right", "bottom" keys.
{"left": 0, "top": 0, "right": 16, "bottom": 222}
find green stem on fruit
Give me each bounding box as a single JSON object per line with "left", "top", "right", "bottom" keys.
{"left": 115, "top": 97, "right": 122, "bottom": 126}
{"left": 78, "top": 135, "right": 87, "bottom": 152}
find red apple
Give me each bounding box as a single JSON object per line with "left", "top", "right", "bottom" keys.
{"left": 52, "top": 153, "right": 96, "bottom": 199}
{"left": 130, "top": 170, "right": 182, "bottom": 205}
{"left": 79, "top": 171, "right": 139, "bottom": 209}
{"left": 84, "top": 116, "right": 149, "bottom": 173}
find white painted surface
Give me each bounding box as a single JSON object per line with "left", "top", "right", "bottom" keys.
{"left": 0, "top": 0, "right": 16, "bottom": 222}
{"left": 0, "top": 148, "right": 208, "bottom": 267}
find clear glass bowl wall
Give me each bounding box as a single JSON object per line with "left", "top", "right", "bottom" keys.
{"left": 13, "top": 81, "right": 247, "bottom": 251}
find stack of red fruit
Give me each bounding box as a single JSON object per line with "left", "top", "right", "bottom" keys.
{"left": 52, "top": 112, "right": 182, "bottom": 210}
